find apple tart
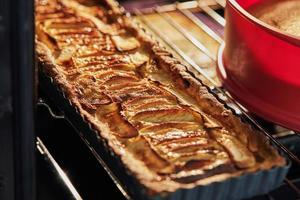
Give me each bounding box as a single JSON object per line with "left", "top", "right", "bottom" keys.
{"left": 35, "top": 0, "right": 286, "bottom": 194}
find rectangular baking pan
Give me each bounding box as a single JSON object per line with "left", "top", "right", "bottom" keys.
{"left": 39, "top": 67, "right": 290, "bottom": 200}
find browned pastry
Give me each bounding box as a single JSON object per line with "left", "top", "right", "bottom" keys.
{"left": 35, "top": 0, "right": 285, "bottom": 194}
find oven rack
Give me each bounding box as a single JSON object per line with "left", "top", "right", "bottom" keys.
{"left": 36, "top": 0, "right": 300, "bottom": 199}
{"left": 36, "top": 136, "right": 83, "bottom": 200}
{"left": 129, "top": 0, "right": 300, "bottom": 197}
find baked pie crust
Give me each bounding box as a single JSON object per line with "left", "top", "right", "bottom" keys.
{"left": 35, "top": 0, "right": 285, "bottom": 194}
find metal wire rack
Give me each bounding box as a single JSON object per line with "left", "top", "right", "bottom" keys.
{"left": 127, "top": 0, "right": 300, "bottom": 198}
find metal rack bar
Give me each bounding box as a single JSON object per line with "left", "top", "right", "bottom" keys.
{"left": 36, "top": 137, "right": 83, "bottom": 200}
{"left": 274, "top": 130, "right": 295, "bottom": 138}
{"left": 136, "top": 9, "right": 218, "bottom": 86}
{"left": 284, "top": 178, "right": 300, "bottom": 196}
{"left": 136, "top": 0, "right": 221, "bottom": 14}
{"left": 75, "top": 131, "right": 132, "bottom": 200}
{"left": 155, "top": 7, "right": 216, "bottom": 60}
{"left": 198, "top": 1, "right": 226, "bottom": 26}
{"left": 135, "top": 2, "right": 300, "bottom": 166}
{"left": 178, "top": 8, "right": 223, "bottom": 43}
{"left": 267, "top": 194, "right": 275, "bottom": 200}
{"left": 37, "top": 98, "right": 65, "bottom": 119}
{"left": 215, "top": 0, "right": 226, "bottom": 8}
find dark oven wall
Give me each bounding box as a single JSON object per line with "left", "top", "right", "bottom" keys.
{"left": 0, "top": 0, "right": 36, "bottom": 199}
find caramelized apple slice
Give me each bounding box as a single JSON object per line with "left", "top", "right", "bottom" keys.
{"left": 125, "top": 136, "right": 175, "bottom": 174}
{"left": 93, "top": 69, "right": 136, "bottom": 80}
{"left": 143, "top": 131, "right": 225, "bottom": 167}
{"left": 169, "top": 151, "right": 232, "bottom": 180}
{"left": 44, "top": 17, "right": 94, "bottom": 29}
{"left": 72, "top": 54, "right": 127, "bottom": 68}
{"left": 142, "top": 129, "right": 206, "bottom": 144}
{"left": 56, "top": 46, "right": 76, "bottom": 63}
{"left": 106, "top": 81, "right": 144, "bottom": 91}
{"left": 111, "top": 35, "right": 140, "bottom": 51}
{"left": 129, "top": 51, "right": 149, "bottom": 67}
{"left": 129, "top": 107, "right": 203, "bottom": 124}
{"left": 124, "top": 99, "right": 177, "bottom": 113}
{"left": 209, "top": 129, "right": 256, "bottom": 168}
{"left": 69, "top": 6, "right": 123, "bottom": 35}
{"left": 140, "top": 122, "right": 201, "bottom": 134}
{"left": 96, "top": 104, "right": 138, "bottom": 138}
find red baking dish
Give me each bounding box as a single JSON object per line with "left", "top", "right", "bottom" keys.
{"left": 217, "top": 0, "right": 300, "bottom": 131}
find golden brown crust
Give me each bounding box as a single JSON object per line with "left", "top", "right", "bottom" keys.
{"left": 35, "top": 0, "right": 285, "bottom": 194}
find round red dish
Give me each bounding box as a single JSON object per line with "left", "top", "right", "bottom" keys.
{"left": 218, "top": 0, "right": 300, "bottom": 131}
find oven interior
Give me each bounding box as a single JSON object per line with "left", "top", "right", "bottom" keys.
{"left": 3, "top": 0, "right": 300, "bottom": 199}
